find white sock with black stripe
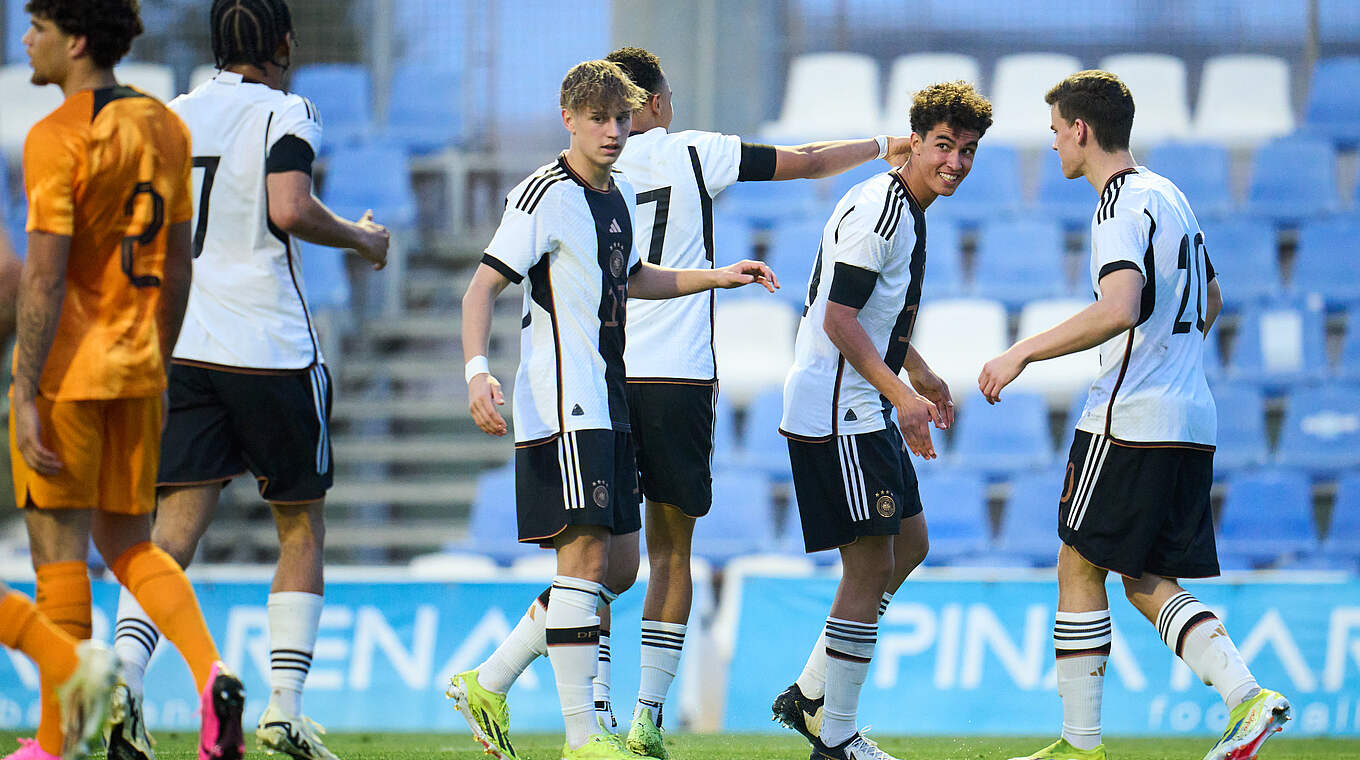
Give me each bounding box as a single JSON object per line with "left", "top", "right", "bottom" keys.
{"left": 796, "top": 591, "right": 891, "bottom": 700}
{"left": 593, "top": 586, "right": 619, "bottom": 732}
{"left": 478, "top": 586, "right": 550, "bottom": 694}
{"left": 268, "top": 591, "right": 323, "bottom": 716}
{"left": 113, "top": 589, "right": 160, "bottom": 697}
{"left": 820, "top": 617, "right": 877, "bottom": 747}
{"left": 1054, "top": 609, "right": 1111, "bottom": 751}
{"left": 1156, "top": 591, "right": 1258, "bottom": 709}
{"left": 635, "top": 620, "right": 687, "bottom": 724}
{"left": 546, "top": 576, "right": 603, "bottom": 749}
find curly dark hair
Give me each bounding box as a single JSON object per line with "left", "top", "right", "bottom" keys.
{"left": 25, "top": 0, "right": 142, "bottom": 69}
{"left": 210, "top": 0, "right": 293, "bottom": 69}
{"left": 1045, "top": 70, "right": 1135, "bottom": 151}
{"left": 909, "top": 80, "right": 993, "bottom": 138}
{"left": 605, "top": 46, "right": 663, "bottom": 94}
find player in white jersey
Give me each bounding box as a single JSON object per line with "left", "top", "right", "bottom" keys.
{"left": 107, "top": 4, "right": 389, "bottom": 760}
{"left": 450, "top": 60, "right": 775, "bottom": 760}
{"left": 772, "top": 83, "right": 991, "bottom": 760}
{"left": 979, "top": 71, "right": 1289, "bottom": 760}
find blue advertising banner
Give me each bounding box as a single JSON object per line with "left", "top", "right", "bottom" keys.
{"left": 0, "top": 580, "right": 665, "bottom": 733}
{"left": 724, "top": 575, "right": 1360, "bottom": 736}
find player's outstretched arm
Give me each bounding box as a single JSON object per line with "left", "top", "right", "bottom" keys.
{"left": 0, "top": 220, "right": 20, "bottom": 346}
{"left": 266, "top": 171, "right": 390, "bottom": 270}
{"left": 769, "top": 136, "right": 912, "bottom": 181}
{"left": 462, "top": 264, "right": 512, "bottom": 437}
{"left": 900, "top": 343, "right": 954, "bottom": 430}
{"left": 978, "top": 268, "right": 1143, "bottom": 404}
{"left": 11, "top": 231, "right": 69, "bottom": 474}
{"left": 825, "top": 302, "right": 941, "bottom": 459}
{"left": 628, "top": 259, "right": 777, "bottom": 300}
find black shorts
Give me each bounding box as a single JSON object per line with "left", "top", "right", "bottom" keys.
{"left": 626, "top": 380, "right": 716, "bottom": 517}
{"left": 515, "top": 428, "right": 641, "bottom": 545}
{"left": 1058, "top": 430, "right": 1218, "bottom": 579}
{"left": 158, "top": 362, "right": 334, "bottom": 503}
{"left": 787, "top": 422, "right": 923, "bottom": 553}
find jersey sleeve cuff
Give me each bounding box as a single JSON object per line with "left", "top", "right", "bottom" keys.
{"left": 827, "top": 262, "right": 878, "bottom": 309}
{"left": 266, "top": 134, "right": 316, "bottom": 175}
{"left": 629, "top": 259, "right": 643, "bottom": 276}
{"left": 1099, "top": 260, "right": 1143, "bottom": 280}
{"left": 481, "top": 253, "right": 524, "bottom": 284}
{"left": 1205, "top": 252, "right": 1216, "bottom": 282}
{"left": 737, "top": 143, "right": 777, "bottom": 182}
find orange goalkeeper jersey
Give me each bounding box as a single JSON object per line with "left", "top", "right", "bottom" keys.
{"left": 21, "top": 85, "right": 193, "bottom": 400}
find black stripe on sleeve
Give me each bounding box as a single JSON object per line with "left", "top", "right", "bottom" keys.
{"left": 629, "top": 259, "right": 643, "bottom": 276}
{"left": 1204, "top": 250, "right": 1216, "bottom": 282}
{"left": 266, "top": 134, "right": 316, "bottom": 175}
{"left": 828, "top": 262, "right": 878, "bottom": 309}
{"left": 737, "top": 142, "right": 777, "bottom": 182}
{"left": 481, "top": 253, "right": 524, "bottom": 284}
{"left": 1099, "top": 260, "right": 1142, "bottom": 280}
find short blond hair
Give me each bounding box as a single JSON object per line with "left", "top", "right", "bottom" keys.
{"left": 560, "top": 59, "right": 647, "bottom": 114}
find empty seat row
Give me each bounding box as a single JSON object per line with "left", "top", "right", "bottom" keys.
{"left": 761, "top": 52, "right": 1299, "bottom": 149}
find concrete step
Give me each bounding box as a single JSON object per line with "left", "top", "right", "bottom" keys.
{"left": 331, "top": 434, "right": 511, "bottom": 464}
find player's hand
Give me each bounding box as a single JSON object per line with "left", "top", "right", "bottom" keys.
{"left": 11, "top": 395, "right": 62, "bottom": 475}
{"left": 907, "top": 366, "right": 954, "bottom": 430}
{"left": 355, "top": 209, "right": 390, "bottom": 271}
{"left": 883, "top": 136, "right": 913, "bottom": 167}
{"left": 978, "top": 348, "right": 1028, "bottom": 404}
{"left": 894, "top": 393, "right": 941, "bottom": 460}
{"left": 714, "top": 260, "right": 778, "bottom": 292}
{"left": 468, "top": 372, "right": 507, "bottom": 437}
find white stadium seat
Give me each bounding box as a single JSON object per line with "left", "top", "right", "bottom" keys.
{"left": 881, "top": 53, "right": 982, "bottom": 132}
{"left": 906, "top": 298, "right": 1008, "bottom": 406}
{"left": 1097, "top": 53, "right": 1191, "bottom": 147}
{"left": 115, "top": 62, "right": 175, "bottom": 102}
{"left": 1192, "top": 55, "right": 1294, "bottom": 149}
{"left": 406, "top": 551, "right": 500, "bottom": 580}
{"left": 760, "top": 52, "right": 881, "bottom": 142}
{"left": 0, "top": 63, "right": 64, "bottom": 157}
{"left": 714, "top": 296, "right": 798, "bottom": 406}
{"left": 986, "top": 53, "right": 1083, "bottom": 148}
{"left": 1010, "top": 297, "right": 1101, "bottom": 404}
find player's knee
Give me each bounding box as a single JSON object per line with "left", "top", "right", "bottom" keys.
{"left": 604, "top": 556, "right": 639, "bottom": 595}
{"left": 898, "top": 534, "right": 929, "bottom": 573}
{"left": 273, "top": 504, "right": 325, "bottom": 552}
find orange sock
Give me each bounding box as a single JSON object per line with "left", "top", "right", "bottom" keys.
{"left": 0, "top": 591, "right": 79, "bottom": 683}
{"left": 111, "top": 541, "right": 220, "bottom": 691}
{"left": 34, "top": 561, "right": 91, "bottom": 755}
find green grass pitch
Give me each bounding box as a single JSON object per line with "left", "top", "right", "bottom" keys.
{"left": 3, "top": 731, "right": 1350, "bottom": 760}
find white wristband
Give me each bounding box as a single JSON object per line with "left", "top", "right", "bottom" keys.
{"left": 874, "top": 135, "right": 889, "bottom": 160}
{"left": 465, "top": 355, "right": 490, "bottom": 383}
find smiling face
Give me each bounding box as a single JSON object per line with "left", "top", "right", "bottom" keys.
{"left": 903, "top": 122, "right": 980, "bottom": 205}
{"left": 1050, "top": 103, "right": 1086, "bottom": 179}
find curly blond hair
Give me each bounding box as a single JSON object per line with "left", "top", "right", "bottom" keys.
{"left": 909, "top": 80, "right": 993, "bottom": 137}
{"left": 560, "top": 59, "right": 648, "bottom": 113}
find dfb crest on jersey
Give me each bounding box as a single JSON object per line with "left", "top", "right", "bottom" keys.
{"left": 608, "top": 241, "right": 626, "bottom": 279}
{"left": 874, "top": 491, "right": 897, "bottom": 518}
{"left": 591, "top": 480, "right": 610, "bottom": 508}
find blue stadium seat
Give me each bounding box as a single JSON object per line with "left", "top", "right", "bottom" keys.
{"left": 1203, "top": 330, "right": 1225, "bottom": 382}
{"left": 466, "top": 465, "right": 538, "bottom": 562}
{"left": 1245, "top": 136, "right": 1339, "bottom": 224}
{"left": 992, "top": 468, "right": 1064, "bottom": 566}
{"left": 926, "top": 219, "right": 965, "bottom": 297}
{"left": 1033, "top": 150, "right": 1095, "bottom": 225}
{"left": 383, "top": 65, "right": 464, "bottom": 153}
{"left": 1318, "top": 472, "right": 1360, "bottom": 560}
{"left": 1198, "top": 217, "right": 1280, "bottom": 306}
{"left": 713, "top": 393, "right": 740, "bottom": 463}
{"left": 823, "top": 161, "right": 889, "bottom": 203}
{"left": 1226, "top": 303, "right": 1327, "bottom": 389}
{"left": 951, "top": 391, "right": 1052, "bottom": 474}
{"left": 716, "top": 180, "right": 819, "bottom": 226}
{"left": 972, "top": 218, "right": 1068, "bottom": 307}
{"left": 915, "top": 470, "right": 989, "bottom": 563}
{"left": 320, "top": 144, "right": 417, "bottom": 228}
{"left": 1304, "top": 57, "right": 1360, "bottom": 147}
{"left": 1276, "top": 384, "right": 1360, "bottom": 474}
{"left": 1217, "top": 469, "right": 1316, "bottom": 565}
{"left": 928, "top": 143, "right": 1022, "bottom": 223}
{"left": 1145, "top": 142, "right": 1235, "bottom": 219}
{"left": 297, "top": 242, "right": 350, "bottom": 312}
{"left": 765, "top": 219, "right": 824, "bottom": 309}
{"left": 1338, "top": 322, "right": 1360, "bottom": 382}
{"left": 712, "top": 211, "right": 754, "bottom": 264}
{"left": 1210, "top": 383, "right": 1269, "bottom": 472}
{"left": 1293, "top": 217, "right": 1360, "bottom": 306}
{"left": 692, "top": 469, "right": 778, "bottom": 561}
{"left": 290, "top": 64, "right": 373, "bottom": 151}
{"left": 736, "top": 388, "right": 793, "bottom": 480}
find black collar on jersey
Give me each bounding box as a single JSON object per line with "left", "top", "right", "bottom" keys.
{"left": 1101, "top": 166, "right": 1139, "bottom": 195}
{"left": 557, "top": 152, "right": 615, "bottom": 194}
{"left": 890, "top": 167, "right": 924, "bottom": 213}
{"left": 92, "top": 85, "right": 148, "bottom": 119}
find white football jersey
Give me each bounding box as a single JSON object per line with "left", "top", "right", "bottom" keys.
{"left": 484, "top": 155, "right": 641, "bottom": 444}
{"left": 615, "top": 127, "right": 742, "bottom": 381}
{"left": 168, "top": 71, "right": 323, "bottom": 369}
{"left": 1076, "top": 166, "right": 1217, "bottom": 447}
{"left": 781, "top": 171, "right": 926, "bottom": 439}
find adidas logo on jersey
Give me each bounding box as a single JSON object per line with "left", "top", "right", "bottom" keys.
{"left": 608, "top": 218, "right": 622, "bottom": 234}
{"left": 571, "top": 404, "right": 585, "bottom": 416}
{"left": 844, "top": 409, "right": 858, "bottom": 421}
